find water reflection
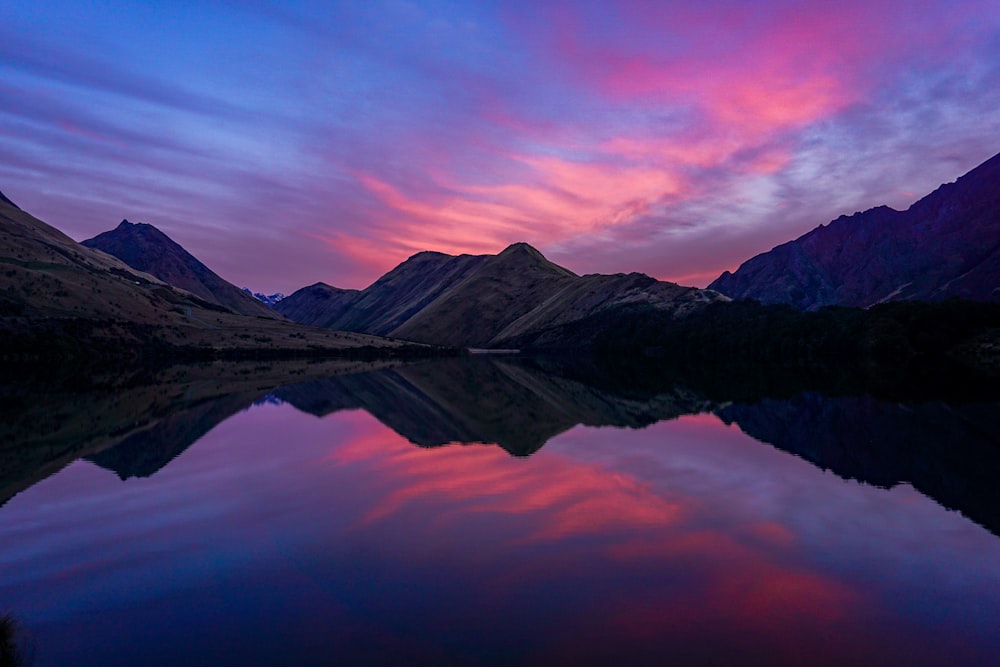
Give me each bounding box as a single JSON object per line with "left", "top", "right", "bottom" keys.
{"left": 272, "top": 357, "right": 712, "bottom": 455}
{"left": 1, "top": 356, "right": 999, "bottom": 665}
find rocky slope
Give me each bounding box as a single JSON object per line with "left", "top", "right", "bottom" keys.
{"left": 279, "top": 242, "right": 726, "bottom": 348}
{"left": 83, "top": 219, "right": 278, "bottom": 318}
{"left": 710, "top": 151, "right": 1000, "bottom": 309}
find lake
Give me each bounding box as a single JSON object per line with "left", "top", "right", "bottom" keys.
{"left": 1, "top": 357, "right": 998, "bottom": 666}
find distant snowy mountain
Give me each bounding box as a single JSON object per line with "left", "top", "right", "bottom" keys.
{"left": 242, "top": 288, "right": 286, "bottom": 307}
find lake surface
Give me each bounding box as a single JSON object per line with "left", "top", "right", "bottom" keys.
{"left": 1, "top": 357, "right": 999, "bottom": 666}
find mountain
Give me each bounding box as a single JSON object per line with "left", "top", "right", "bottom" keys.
{"left": 0, "top": 196, "right": 192, "bottom": 322}
{"left": 488, "top": 271, "right": 718, "bottom": 348}
{"left": 277, "top": 251, "right": 488, "bottom": 335}
{"left": 272, "top": 282, "right": 359, "bottom": 328}
{"left": 0, "top": 194, "right": 439, "bottom": 357}
{"left": 709, "top": 152, "right": 1000, "bottom": 309}
{"left": 83, "top": 220, "right": 279, "bottom": 318}
{"left": 242, "top": 288, "right": 286, "bottom": 306}
{"left": 0, "top": 189, "right": 18, "bottom": 210}
{"left": 390, "top": 243, "right": 578, "bottom": 346}
{"left": 278, "top": 242, "right": 726, "bottom": 348}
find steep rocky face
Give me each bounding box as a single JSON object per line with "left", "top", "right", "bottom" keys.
{"left": 710, "top": 151, "right": 1000, "bottom": 309}
{"left": 279, "top": 242, "right": 726, "bottom": 348}
{"left": 83, "top": 220, "right": 280, "bottom": 319}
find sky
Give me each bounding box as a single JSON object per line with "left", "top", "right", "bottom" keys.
{"left": 2, "top": 1, "right": 1000, "bottom": 293}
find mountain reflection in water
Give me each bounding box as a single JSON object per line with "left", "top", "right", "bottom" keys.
{"left": 0, "top": 356, "right": 998, "bottom": 665}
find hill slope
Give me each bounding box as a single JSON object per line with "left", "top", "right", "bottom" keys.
{"left": 709, "top": 152, "right": 1000, "bottom": 309}
{"left": 83, "top": 220, "right": 278, "bottom": 319}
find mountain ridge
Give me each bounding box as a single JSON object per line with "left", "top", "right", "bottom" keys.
{"left": 277, "top": 242, "right": 726, "bottom": 347}
{"left": 83, "top": 220, "right": 280, "bottom": 319}
{"left": 0, "top": 195, "right": 441, "bottom": 358}
{"left": 709, "top": 151, "right": 1000, "bottom": 309}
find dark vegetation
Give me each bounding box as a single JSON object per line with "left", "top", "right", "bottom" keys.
{"left": 0, "top": 317, "right": 459, "bottom": 366}
{"left": 0, "top": 613, "right": 32, "bottom": 667}
{"left": 506, "top": 298, "right": 1000, "bottom": 392}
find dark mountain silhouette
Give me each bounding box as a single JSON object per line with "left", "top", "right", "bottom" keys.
{"left": 331, "top": 251, "right": 488, "bottom": 335}
{"left": 491, "top": 271, "right": 720, "bottom": 349}
{"left": 83, "top": 220, "right": 279, "bottom": 319}
{"left": 710, "top": 151, "right": 1000, "bottom": 309}
{"left": 278, "top": 242, "right": 725, "bottom": 347}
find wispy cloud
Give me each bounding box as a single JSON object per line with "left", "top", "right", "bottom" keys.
{"left": 1, "top": 0, "right": 998, "bottom": 291}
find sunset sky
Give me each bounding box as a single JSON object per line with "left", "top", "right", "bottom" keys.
{"left": 2, "top": 1, "right": 999, "bottom": 293}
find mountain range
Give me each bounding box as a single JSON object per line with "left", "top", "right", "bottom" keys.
{"left": 0, "top": 193, "right": 431, "bottom": 357}
{"left": 65, "top": 213, "right": 727, "bottom": 350}
{"left": 270, "top": 150, "right": 999, "bottom": 345}
{"left": 709, "top": 151, "right": 1000, "bottom": 309}
{"left": 275, "top": 242, "right": 724, "bottom": 347}
{"left": 2, "top": 147, "right": 998, "bottom": 357}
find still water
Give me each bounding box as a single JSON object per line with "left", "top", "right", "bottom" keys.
{"left": 1, "top": 358, "right": 999, "bottom": 666}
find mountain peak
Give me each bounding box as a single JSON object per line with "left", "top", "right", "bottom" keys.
{"left": 82, "top": 220, "right": 279, "bottom": 319}
{"left": 499, "top": 242, "right": 543, "bottom": 257}
{"left": 491, "top": 242, "right": 576, "bottom": 279}
{"left": 408, "top": 250, "right": 454, "bottom": 260}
